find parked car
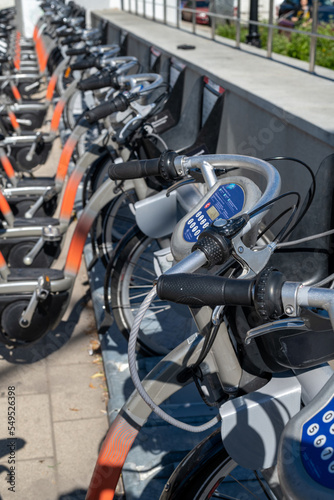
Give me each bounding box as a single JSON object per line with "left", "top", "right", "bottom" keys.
{"left": 181, "top": 0, "right": 211, "bottom": 25}
{"left": 278, "top": 0, "right": 334, "bottom": 24}
{"left": 181, "top": 0, "right": 235, "bottom": 26}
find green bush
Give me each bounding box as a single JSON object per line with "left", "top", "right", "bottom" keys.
{"left": 216, "top": 22, "right": 334, "bottom": 69}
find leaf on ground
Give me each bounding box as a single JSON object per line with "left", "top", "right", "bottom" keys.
{"left": 89, "top": 339, "right": 100, "bottom": 351}
{"left": 69, "top": 407, "right": 79, "bottom": 411}
{"left": 89, "top": 383, "right": 96, "bottom": 389}
{"left": 91, "top": 372, "right": 104, "bottom": 379}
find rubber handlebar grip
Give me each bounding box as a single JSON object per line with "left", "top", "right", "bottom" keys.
{"left": 77, "top": 73, "right": 112, "bottom": 91}
{"left": 50, "top": 19, "right": 63, "bottom": 26}
{"left": 108, "top": 158, "right": 161, "bottom": 180}
{"left": 66, "top": 47, "right": 88, "bottom": 56}
{"left": 58, "top": 28, "right": 74, "bottom": 38}
{"left": 85, "top": 94, "right": 128, "bottom": 123}
{"left": 84, "top": 101, "right": 118, "bottom": 123}
{"left": 70, "top": 56, "right": 97, "bottom": 70}
{"left": 156, "top": 274, "right": 254, "bottom": 307}
{"left": 61, "top": 34, "right": 82, "bottom": 46}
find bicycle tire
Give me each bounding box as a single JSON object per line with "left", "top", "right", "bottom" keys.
{"left": 82, "top": 151, "right": 112, "bottom": 207}
{"left": 160, "top": 429, "right": 281, "bottom": 500}
{"left": 100, "top": 188, "right": 138, "bottom": 264}
{"left": 84, "top": 153, "right": 138, "bottom": 266}
{"left": 105, "top": 225, "right": 198, "bottom": 356}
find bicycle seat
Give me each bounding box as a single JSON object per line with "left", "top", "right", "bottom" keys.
{"left": 7, "top": 268, "right": 64, "bottom": 281}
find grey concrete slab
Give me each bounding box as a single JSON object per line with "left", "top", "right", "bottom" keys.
{"left": 0, "top": 458, "right": 58, "bottom": 500}
{"left": 54, "top": 417, "right": 108, "bottom": 498}
{"left": 46, "top": 295, "right": 98, "bottom": 367}
{"left": 48, "top": 362, "right": 108, "bottom": 423}
{"left": 0, "top": 356, "right": 48, "bottom": 396}
{"left": 0, "top": 393, "right": 54, "bottom": 461}
{"left": 93, "top": 10, "right": 334, "bottom": 146}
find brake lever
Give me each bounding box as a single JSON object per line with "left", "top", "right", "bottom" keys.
{"left": 245, "top": 318, "right": 306, "bottom": 344}
{"left": 166, "top": 177, "right": 196, "bottom": 197}
{"left": 231, "top": 233, "right": 277, "bottom": 279}
{"left": 117, "top": 102, "right": 156, "bottom": 140}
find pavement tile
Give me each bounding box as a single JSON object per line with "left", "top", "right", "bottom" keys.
{"left": 48, "top": 363, "right": 107, "bottom": 422}
{"left": 46, "top": 297, "right": 98, "bottom": 367}
{"left": 0, "top": 394, "right": 53, "bottom": 461}
{"left": 0, "top": 458, "right": 57, "bottom": 500}
{"left": 54, "top": 417, "right": 108, "bottom": 496}
{"left": 0, "top": 356, "right": 48, "bottom": 396}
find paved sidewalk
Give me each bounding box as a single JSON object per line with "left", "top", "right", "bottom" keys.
{"left": 0, "top": 134, "right": 108, "bottom": 500}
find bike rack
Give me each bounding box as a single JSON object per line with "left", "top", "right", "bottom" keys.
{"left": 80, "top": 73, "right": 228, "bottom": 498}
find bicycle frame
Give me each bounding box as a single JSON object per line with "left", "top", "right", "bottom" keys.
{"left": 85, "top": 153, "right": 302, "bottom": 498}
{"left": 0, "top": 175, "right": 144, "bottom": 343}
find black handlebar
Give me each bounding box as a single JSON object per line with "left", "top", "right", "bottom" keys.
{"left": 61, "top": 34, "right": 82, "bottom": 46}
{"left": 50, "top": 18, "right": 64, "bottom": 26}
{"left": 157, "top": 268, "right": 285, "bottom": 320}
{"left": 57, "top": 28, "right": 74, "bottom": 38}
{"left": 84, "top": 94, "right": 129, "bottom": 124}
{"left": 77, "top": 72, "right": 116, "bottom": 91}
{"left": 70, "top": 56, "right": 98, "bottom": 71}
{"left": 156, "top": 274, "right": 254, "bottom": 307}
{"left": 108, "top": 150, "right": 180, "bottom": 181}
{"left": 109, "top": 158, "right": 161, "bottom": 180}
{"left": 66, "top": 47, "right": 88, "bottom": 56}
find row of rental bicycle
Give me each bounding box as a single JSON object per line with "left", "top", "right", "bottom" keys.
{"left": 2, "top": 0, "right": 334, "bottom": 498}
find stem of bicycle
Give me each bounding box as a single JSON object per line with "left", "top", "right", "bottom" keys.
{"left": 85, "top": 333, "right": 211, "bottom": 500}
{"left": 64, "top": 178, "right": 136, "bottom": 276}
{"left": 50, "top": 78, "right": 78, "bottom": 133}
{"left": 58, "top": 131, "right": 123, "bottom": 224}
{"left": 45, "top": 57, "right": 70, "bottom": 103}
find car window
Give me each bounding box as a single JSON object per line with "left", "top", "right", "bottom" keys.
{"left": 185, "top": 0, "right": 209, "bottom": 6}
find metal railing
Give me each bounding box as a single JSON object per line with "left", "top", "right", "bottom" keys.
{"left": 120, "top": 0, "right": 334, "bottom": 74}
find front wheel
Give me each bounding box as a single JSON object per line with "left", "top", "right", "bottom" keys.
{"left": 104, "top": 226, "right": 198, "bottom": 356}
{"left": 160, "top": 429, "right": 281, "bottom": 500}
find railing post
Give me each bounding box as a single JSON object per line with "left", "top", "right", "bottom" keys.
{"left": 236, "top": 0, "right": 241, "bottom": 48}
{"left": 153, "top": 0, "right": 156, "bottom": 21}
{"left": 135, "top": 0, "right": 138, "bottom": 15}
{"left": 211, "top": 14, "right": 216, "bottom": 40}
{"left": 267, "top": 0, "right": 274, "bottom": 57}
{"left": 309, "top": 0, "right": 318, "bottom": 72}
{"left": 164, "top": 0, "right": 167, "bottom": 24}
{"left": 192, "top": 0, "right": 196, "bottom": 33}
{"left": 177, "top": 0, "right": 180, "bottom": 28}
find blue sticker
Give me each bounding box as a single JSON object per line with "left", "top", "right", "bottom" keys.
{"left": 183, "top": 183, "right": 244, "bottom": 243}
{"left": 301, "top": 396, "right": 334, "bottom": 489}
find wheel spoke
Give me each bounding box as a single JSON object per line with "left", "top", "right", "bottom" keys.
{"left": 128, "top": 291, "right": 155, "bottom": 300}
{"left": 215, "top": 472, "right": 274, "bottom": 500}
{"left": 131, "top": 265, "right": 156, "bottom": 278}
{"left": 144, "top": 305, "right": 171, "bottom": 317}
{"left": 130, "top": 274, "right": 155, "bottom": 283}
{"left": 120, "top": 301, "right": 171, "bottom": 311}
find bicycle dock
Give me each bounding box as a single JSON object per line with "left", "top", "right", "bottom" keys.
{"left": 84, "top": 8, "right": 334, "bottom": 498}
{"left": 1, "top": 3, "right": 334, "bottom": 498}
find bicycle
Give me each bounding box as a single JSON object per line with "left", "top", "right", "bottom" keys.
{"left": 86, "top": 152, "right": 334, "bottom": 500}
